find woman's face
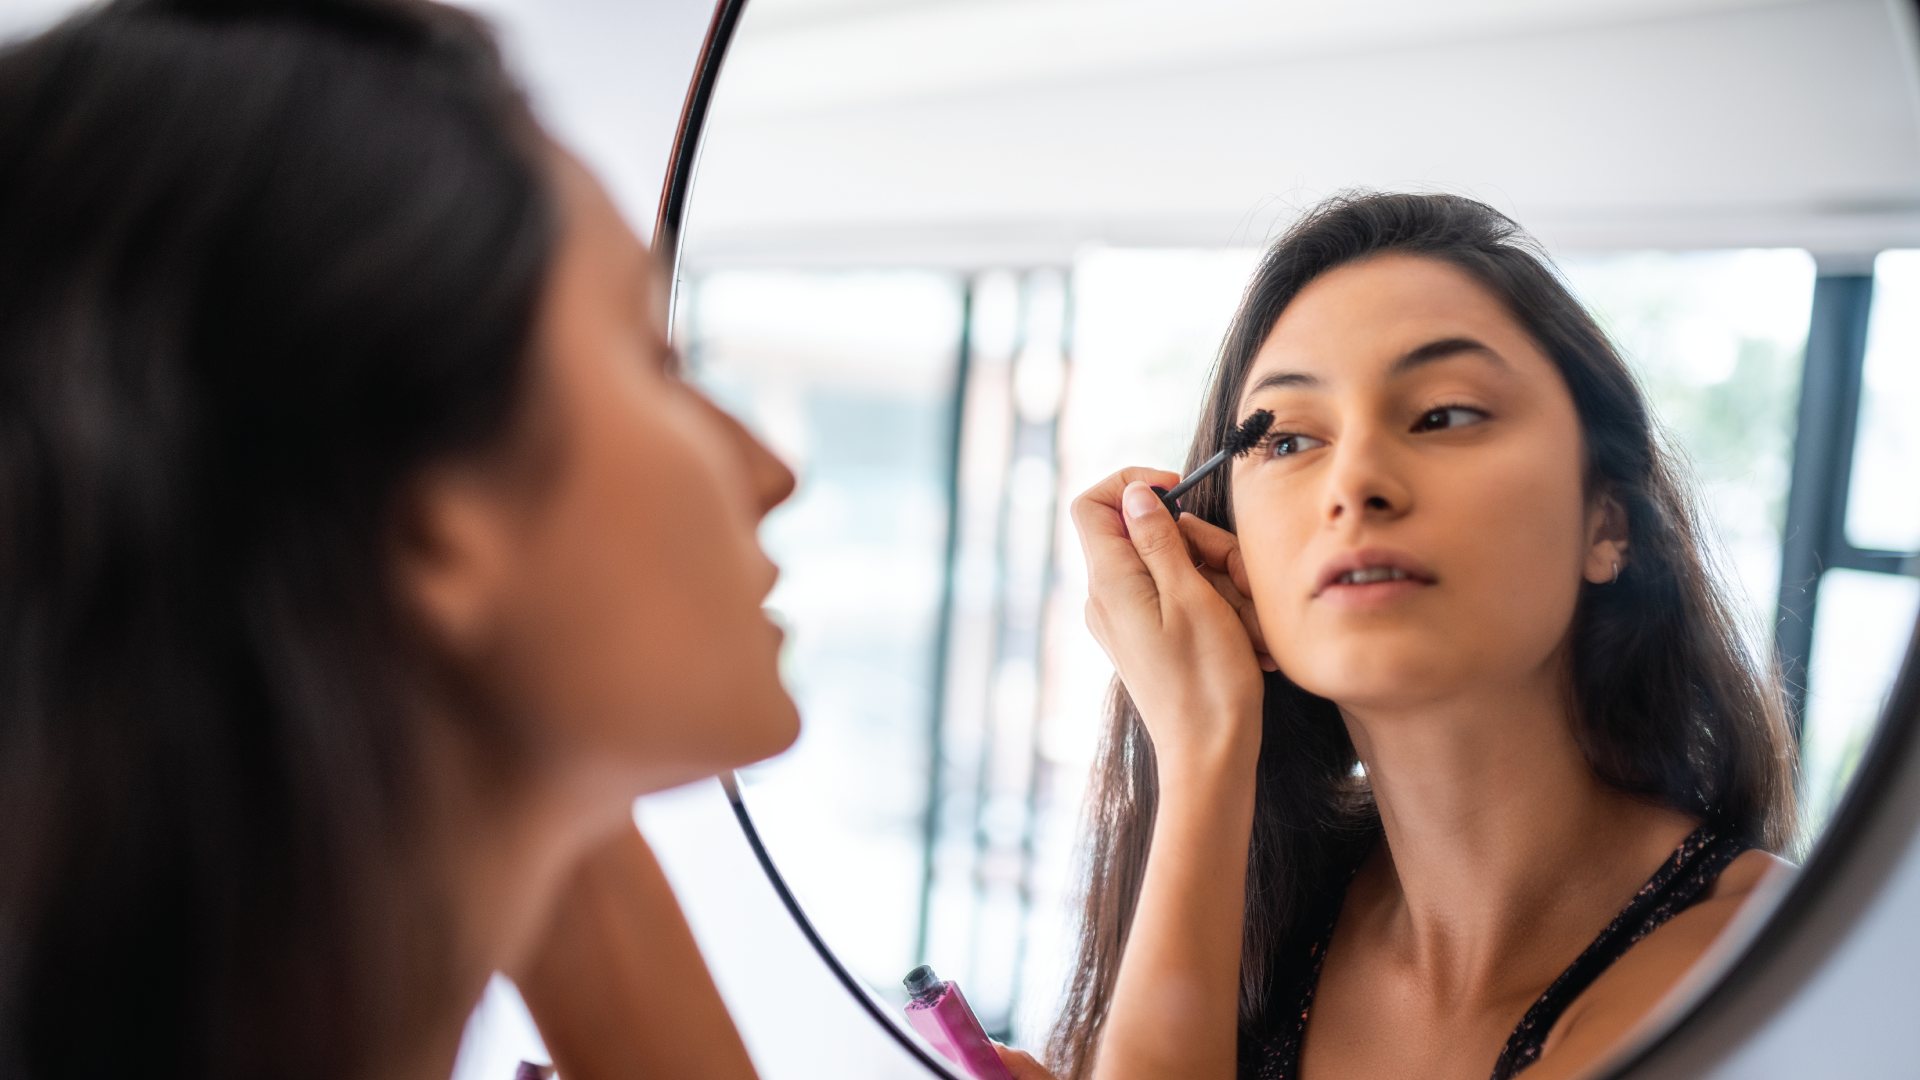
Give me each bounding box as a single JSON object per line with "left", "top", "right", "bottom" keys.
{"left": 1231, "top": 253, "right": 1621, "bottom": 712}
{"left": 402, "top": 153, "right": 799, "bottom": 796}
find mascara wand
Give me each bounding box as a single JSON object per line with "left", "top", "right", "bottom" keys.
{"left": 1152, "top": 409, "right": 1274, "bottom": 520}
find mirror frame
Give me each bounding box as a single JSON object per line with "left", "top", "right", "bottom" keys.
{"left": 651, "top": 3, "right": 1920, "bottom": 1075}
{"left": 720, "top": 774, "right": 971, "bottom": 1080}
{"left": 654, "top": 19, "right": 968, "bottom": 1078}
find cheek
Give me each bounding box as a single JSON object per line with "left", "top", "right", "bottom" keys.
{"left": 497, "top": 381, "right": 796, "bottom": 782}
{"left": 1447, "top": 444, "right": 1591, "bottom": 641}
{"left": 1394, "top": 465, "right": 1590, "bottom": 711}
{"left": 1232, "top": 483, "right": 1319, "bottom": 620}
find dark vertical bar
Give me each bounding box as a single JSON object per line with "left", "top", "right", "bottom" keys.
{"left": 914, "top": 278, "right": 974, "bottom": 965}
{"left": 1776, "top": 272, "right": 1874, "bottom": 731}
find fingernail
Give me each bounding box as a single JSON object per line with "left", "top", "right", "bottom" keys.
{"left": 1123, "top": 483, "right": 1159, "bottom": 520}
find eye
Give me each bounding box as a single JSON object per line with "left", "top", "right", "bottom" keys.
{"left": 1412, "top": 405, "right": 1488, "bottom": 432}
{"left": 1269, "top": 431, "right": 1328, "bottom": 457}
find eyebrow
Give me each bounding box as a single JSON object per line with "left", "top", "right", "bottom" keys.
{"left": 1241, "top": 336, "right": 1505, "bottom": 400}
{"left": 1391, "top": 336, "right": 1502, "bottom": 374}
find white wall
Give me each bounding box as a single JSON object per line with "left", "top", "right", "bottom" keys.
{"left": 685, "top": 0, "right": 1920, "bottom": 266}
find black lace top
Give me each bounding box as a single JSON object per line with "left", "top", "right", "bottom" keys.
{"left": 1240, "top": 825, "right": 1750, "bottom": 1080}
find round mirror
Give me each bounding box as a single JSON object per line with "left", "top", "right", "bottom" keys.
{"left": 668, "top": 1, "right": 1920, "bottom": 1075}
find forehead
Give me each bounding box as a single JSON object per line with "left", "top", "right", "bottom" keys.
{"left": 1244, "top": 253, "right": 1548, "bottom": 394}
{"left": 553, "top": 150, "right": 651, "bottom": 282}
{"left": 544, "top": 145, "right": 670, "bottom": 349}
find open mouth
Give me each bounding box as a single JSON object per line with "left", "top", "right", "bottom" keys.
{"left": 1335, "top": 567, "right": 1411, "bottom": 586}
{"left": 1314, "top": 548, "right": 1438, "bottom": 601}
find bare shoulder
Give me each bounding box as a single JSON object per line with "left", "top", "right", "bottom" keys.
{"left": 1703, "top": 848, "right": 1791, "bottom": 903}
{"left": 1521, "top": 849, "right": 1794, "bottom": 1080}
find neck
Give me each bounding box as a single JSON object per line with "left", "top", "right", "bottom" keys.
{"left": 375, "top": 714, "right": 637, "bottom": 1080}
{"left": 1340, "top": 659, "right": 1694, "bottom": 988}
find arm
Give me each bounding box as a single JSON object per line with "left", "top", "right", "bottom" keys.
{"left": 1070, "top": 472, "right": 1271, "bottom": 1080}
{"left": 515, "top": 823, "right": 759, "bottom": 1080}
{"left": 1099, "top": 733, "right": 1258, "bottom": 1080}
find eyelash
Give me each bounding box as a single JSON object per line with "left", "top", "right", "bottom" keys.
{"left": 1412, "top": 404, "right": 1490, "bottom": 432}
{"left": 1255, "top": 404, "right": 1489, "bottom": 458}
{"left": 1268, "top": 433, "right": 1318, "bottom": 457}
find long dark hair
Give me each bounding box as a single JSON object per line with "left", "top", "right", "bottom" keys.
{"left": 0, "top": 1, "right": 554, "bottom": 1076}
{"left": 1047, "top": 193, "right": 1798, "bottom": 1078}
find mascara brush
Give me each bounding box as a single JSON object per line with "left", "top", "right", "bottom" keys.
{"left": 1152, "top": 409, "right": 1274, "bottom": 520}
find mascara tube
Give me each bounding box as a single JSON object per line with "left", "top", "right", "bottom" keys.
{"left": 902, "top": 965, "right": 1016, "bottom": 1080}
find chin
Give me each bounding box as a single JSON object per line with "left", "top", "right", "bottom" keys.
{"left": 1283, "top": 642, "right": 1461, "bottom": 709}
{"left": 747, "top": 689, "right": 802, "bottom": 761}
{"left": 607, "top": 682, "right": 799, "bottom": 797}
{"left": 708, "top": 683, "right": 801, "bottom": 770}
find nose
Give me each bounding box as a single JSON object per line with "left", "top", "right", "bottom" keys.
{"left": 747, "top": 435, "right": 797, "bottom": 521}
{"left": 1322, "top": 426, "right": 1411, "bottom": 526}
{"left": 716, "top": 403, "right": 796, "bottom": 521}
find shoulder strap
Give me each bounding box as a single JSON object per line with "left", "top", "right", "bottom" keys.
{"left": 1239, "top": 826, "right": 1750, "bottom": 1080}
{"left": 1488, "top": 826, "right": 1750, "bottom": 1079}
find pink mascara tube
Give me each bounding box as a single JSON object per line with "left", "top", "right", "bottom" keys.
{"left": 902, "top": 965, "right": 1016, "bottom": 1080}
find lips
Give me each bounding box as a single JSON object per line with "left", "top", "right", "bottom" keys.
{"left": 1313, "top": 548, "right": 1437, "bottom": 596}
{"left": 1337, "top": 567, "right": 1410, "bottom": 585}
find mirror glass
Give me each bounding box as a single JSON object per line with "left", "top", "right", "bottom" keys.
{"left": 673, "top": 0, "right": 1920, "bottom": 1067}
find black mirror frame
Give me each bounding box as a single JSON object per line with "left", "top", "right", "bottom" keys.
{"left": 650, "top": 2, "right": 1920, "bottom": 1075}
{"left": 650, "top": 5, "right": 971, "bottom": 1076}
{"left": 1595, "top": 619, "right": 1920, "bottom": 1079}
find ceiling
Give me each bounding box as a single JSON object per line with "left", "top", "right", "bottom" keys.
{"left": 5, "top": 0, "right": 1913, "bottom": 266}
{"left": 683, "top": 0, "right": 1920, "bottom": 267}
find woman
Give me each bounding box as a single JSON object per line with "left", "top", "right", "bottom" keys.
{"left": 1007, "top": 195, "right": 1795, "bottom": 1080}
{"left": 0, "top": 1, "right": 792, "bottom": 1078}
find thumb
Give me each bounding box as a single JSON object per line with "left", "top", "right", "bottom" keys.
{"left": 993, "top": 1043, "right": 1060, "bottom": 1080}
{"left": 1121, "top": 481, "right": 1198, "bottom": 591}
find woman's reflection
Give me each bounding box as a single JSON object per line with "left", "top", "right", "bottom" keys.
{"left": 1014, "top": 194, "right": 1796, "bottom": 1080}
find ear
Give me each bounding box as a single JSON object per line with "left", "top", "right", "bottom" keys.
{"left": 392, "top": 467, "right": 520, "bottom": 659}
{"left": 1582, "top": 490, "right": 1630, "bottom": 585}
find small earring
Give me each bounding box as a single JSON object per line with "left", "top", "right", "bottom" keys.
{"left": 1610, "top": 559, "right": 1620, "bottom": 584}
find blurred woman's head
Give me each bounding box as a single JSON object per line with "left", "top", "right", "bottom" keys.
{"left": 0, "top": 1, "right": 795, "bottom": 1075}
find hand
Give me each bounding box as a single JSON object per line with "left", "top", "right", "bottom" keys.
{"left": 995, "top": 1043, "right": 1060, "bottom": 1080}
{"left": 1182, "top": 507, "right": 1277, "bottom": 675}
{"left": 1071, "top": 468, "right": 1270, "bottom": 777}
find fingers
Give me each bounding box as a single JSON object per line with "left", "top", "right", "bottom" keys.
{"left": 1117, "top": 481, "right": 1205, "bottom": 599}
{"left": 1180, "top": 516, "right": 1275, "bottom": 671}
{"left": 1180, "top": 514, "right": 1253, "bottom": 598}
{"left": 1072, "top": 467, "right": 1271, "bottom": 757}
{"left": 1073, "top": 465, "right": 1274, "bottom": 685}
{"left": 1071, "top": 467, "right": 1181, "bottom": 583}
{"left": 1197, "top": 566, "right": 1278, "bottom": 672}
{"left": 993, "top": 1043, "right": 1060, "bottom": 1080}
